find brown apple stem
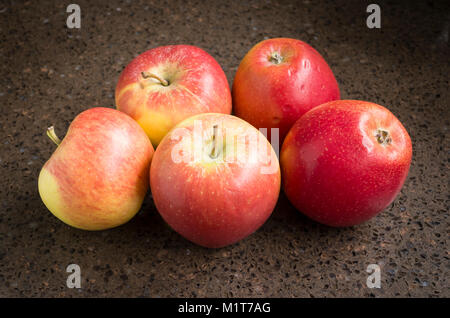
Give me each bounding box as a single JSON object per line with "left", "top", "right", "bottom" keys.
{"left": 210, "top": 124, "right": 219, "bottom": 159}
{"left": 375, "top": 129, "right": 392, "bottom": 145}
{"left": 46, "top": 126, "right": 61, "bottom": 146}
{"left": 141, "top": 71, "right": 169, "bottom": 86}
{"left": 269, "top": 52, "right": 283, "bottom": 64}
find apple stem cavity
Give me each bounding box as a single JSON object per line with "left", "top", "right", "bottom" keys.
{"left": 269, "top": 52, "right": 283, "bottom": 65}
{"left": 46, "top": 126, "right": 61, "bottom": 146}
{"left": 375, "top": 129, "right": 392, "bottom": 146}
{"left": 210, "top": 124, "right": 220, "bottom": 159}
{"left": 141, "top": 71, "right": 169, "bottom": 87}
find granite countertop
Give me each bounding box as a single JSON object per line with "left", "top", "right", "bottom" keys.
{"left": 0, "top": 0, "right": 448, "bottom": 297}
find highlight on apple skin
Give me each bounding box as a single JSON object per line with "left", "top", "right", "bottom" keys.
{"left": 115, "top": 45, "right": 232, "bottom": 147}
{"left": 150, "top": 113, "right": 281, "bottom": 248}
{"left": 233, "top": 37, "right": 340, "bottom": 142}
{"left": 38, "top": 107, "right": 154, "bottom": 230}
{"left": 280, "top": 100, "right": 412, "bottom": 227}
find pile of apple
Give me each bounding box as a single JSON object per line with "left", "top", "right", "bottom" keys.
{"left": 38, "top": 38, "right": 412, "bottom": 248}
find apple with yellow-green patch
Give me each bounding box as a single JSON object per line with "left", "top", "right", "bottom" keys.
{"left": 38, "top": 107, "right": 154, "bottom": 230}
{"left": 115, "top": 45, "right": 232, "bottom": 147}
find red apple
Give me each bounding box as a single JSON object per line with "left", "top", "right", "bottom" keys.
{"left": 150, "top": 113, "right": 281, "bottom": 248}
{"left": 233, "top": 37, "right": 340, "bottom": 141}
{"left": 38, "top": 107, "right": 154, "bottom": 230}
{"left": 115, "top": 45, "right": 232, "bottom": 147}
{"left": 281, "top": 100, "right": 412, "bottom": 227}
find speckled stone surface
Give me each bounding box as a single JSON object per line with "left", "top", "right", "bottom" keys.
{"left": 0, "top": 0, "right": 448, "bottom": 297}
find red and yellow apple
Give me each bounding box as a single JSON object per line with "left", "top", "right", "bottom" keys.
{"left": 233, "top": 37, "right": 340, "bottom": 141}
{"left": 38, "top": 107, "right": 154, "bottom": 230}
{"left": 281, "top": 100, "right": 412, "bottom": 227}
{"left": 115, "top": 45, "right": 232, "bottom": 147}
{"left": 150, "top": 113, "right": 281, "bottom": 248}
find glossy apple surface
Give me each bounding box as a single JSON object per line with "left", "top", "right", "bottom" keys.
{"left": 115, "top": 45, "right": 232, "bottom": 146}
{"left": 150, "top": 113, "right": 281, "bottom": 248}
{"left": 38, "top": 107, "right": 154, "bottom": 230}
{"left": 233, "top": 37, "right": 340, "bottom": 141}
{"left": 281, "top": 100, "right": 412, "bottom": 227}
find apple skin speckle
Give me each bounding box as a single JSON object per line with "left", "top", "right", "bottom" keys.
{"left": 281, "top": 100, "right": 412, "bottom": 227}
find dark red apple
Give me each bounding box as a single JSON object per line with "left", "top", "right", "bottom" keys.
{"left": 281, "top": 100, "right": 412, "bottom": 227}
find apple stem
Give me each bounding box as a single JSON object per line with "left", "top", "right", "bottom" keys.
{"left": 269, "top": 52, "right": 283, "bottom": 64}
{"left": 46, "top": 126, "right": 61, "bottom": 146}
{"left": 141, "top": 71, "right": 169, "bottom": 86}
{"left": 210, "top": 124, "right": 220, "bottom": 159}
{"left": 375, "top": 129, "right": 392, "bottom": 145}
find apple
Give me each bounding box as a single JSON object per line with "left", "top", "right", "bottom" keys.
{"left": 232, "top": 37, "right": 340, "bottom": 141}
{"left": 150, "top": 113, "right": 281, "bottom": 248}
{"left": 38, "top": 107, "right": 154, "bottom": 230}
{"left": 115, "top": 45, "right": 232, "bottom": 147}
{"left": 280, "top": 100, "right": 412, "bottom": 227}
